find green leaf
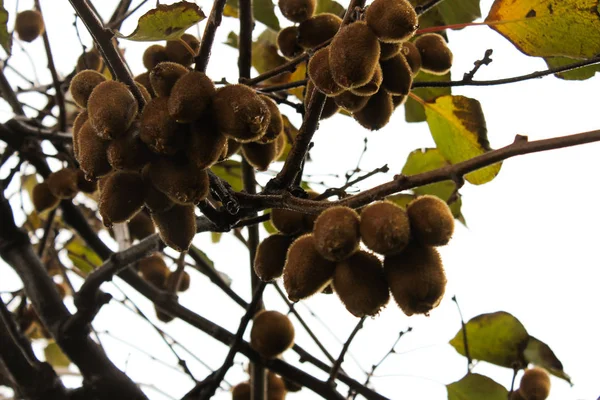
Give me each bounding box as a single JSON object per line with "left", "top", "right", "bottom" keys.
{"left": 450, "top": 311, "right": 529, "bottom": 369}
{"left": 485, "top": 0, "right": 600, "bottom": 58}
{"left": 66, "top": 237, "right": 103, "bottom": 275}
{"left": 411, "top": 0, "right": 481, "bottom": 31}
{"left": 225, "top": 0, "right": 280, "bottom": 31}
{"left": 544, "top": 56, "right": 600, "bottom": 80}
{"left": 278, "top": 116, "right": 299, "bottom": 161}
{"left": 0, "top": 1, "right": 11, "bottom": 55}
{"left": 211, "top": 159, "right": 243, "bottom": 192}
{"left": 262, "top": 210, "right": 277, "bottom": 234}
{"left": 44, "top": 342, "right": 70, "bottom": 368}
{"left": 524, "top": 336, "right": 571, "bottom": 383}
{"left": 315, "top": 0, "right": 345, "bottom": 16}
{"left": 447, "top": 373, "right": 508, "bottom": 400}
{"left": 405, "top": 71, "right": 451, "bottom": 123}
{"left": 424, "top": 95, "right": 501, "bottom": 185}
{"left": 116, "top": 1, "right": 205, "bottom": 41}
{"left": 386, "top": 193, "right": 416, "bottom": 209}
{"left": 449, "top": 195, "right": 467, "bottom": 226}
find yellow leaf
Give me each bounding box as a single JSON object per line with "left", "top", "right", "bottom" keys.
{"left": 288, "top": 62, "right": 307, "bottom": 100}
{"left": 223, "top": 4, "right": 239, "bottom": 18}
{"left": 0, "top": 0, "right": 11, "bottom": 55}
{"left": 65, "top": 237, "right": 103, "bottom": 275}
{"left": 44, "top": 342, "right": 71, "bottom": 368}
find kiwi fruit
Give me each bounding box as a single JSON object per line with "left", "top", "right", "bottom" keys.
{"left": 75, "top": 169, "right": 98, "bottom": 193}
{"left": 365, "top": 0, "right": 418, "bottom": 43}
{"left": 267, "top": 372, "right": 287, "bottom": 399}
{"left": 258, "top": 95, "right": 283, "bottom": 143}
{"left": 384, "top": 243, "right": 446, "bottom": 316}
{"left": 138, "top": 254, "right": 169, "bottom": 288}
{"left": 76, "top": 49, "right": 103, "bottom": 73}
{"left": 351, "top": 63, "right": 382, "bottom": 96}
{"left": 406, "top": 195, "right": 454, "bottom": 246}
{"left": 313, "top": 206, "right": 360, "bottom": 261}
{"left": 165, "top": 34, "right": 200, "bottom": 67}
{"left": 87, "top": 81, "right": 138, "bottom": 140}
{"left": 297, "top": 13, "right": 342, "bottom": 49}
{"left": 250, "top": 310, "right": 295, "bottom": 358}
{"left": 134, "top": 72, "right": 154, "bottom": 96}
{"left": 305, "top": 80, "right": 339, "bottom": 119}
{"left": 69, "top": 70, "right": 107, "bottom": 108}
{"left": 402, "top": 41, "right": 421, "bottom": 75}
{"left": 333, "top": 90, "right": 369, "bottom": 112}
{"left": 332, "top": 250, "right": 390, "bottom": 317}
{"left": 414, "top": 34, "right": 453, "bottom": 75}
{"left": 220, "top": 138, "right": 242, "bottom": 160}
{"left": 279, "top": 0, "right": 315, "bottom": 23}
{"left": 283, "top": 234, "right": 336, "bottom": 301}
{"left": 46, "top": 168, "right": 80, "bottom": 199}
{"left": 307, "top": 47, "right": 344, "bottom": 96}
{"left": 128, "top": 211, "right": 155, "bottom": 241}
{"left": 510, "top": 390, "right": 527, "bottom": 400}
{"left": 392, "top": 94, "right": 407, "bottom": 108}
{"left": 139, "top": 97, "right": 183, "bottom": 155}
{"left": 330, "top": 22, "right": 381, "bottom": 89}
{"left": 135, "top": 82, "right": 152, "bottom": 103}
{"left": 98, "top": 171, "right": 145, "bottom": 227}
{"left": 242, "top": 140, "right": 279, "bottom": 171}
{"left": 15, "top": 10, "right": 45, "bottom": 42}
{"left": 76, "top": 120, "right": 112, "bottom": 180}
{"left": 379, "top": 41, "right": 402, "bottom": 61}
{"left": 353, "top": 88, "right": 393, "bottom": 130}
{"left": 72, "top": 110, "right": 88, "bottom": 159}
{"left": 277, "top": 26, "right": 303, "bottom": 59}
{"left": 360, "top": 201, "right": 410, "bottom": 255}
{"left": 519, "top": 368, "right": 551, "bottom": 400}
{"left": 232, "top": 382, "right": 250, "bottom": 399}
{"left": 300, "top": 190, "right": 321, "bottom": 231}
{"left": 149, "top": 62, "right": 189, "bottom": 97}
{"left": 32, "top": 181, "right": 60, "bottom": 212}
{"left": 380, "top": 53, "right": 413, "bottom": 95}
{"left": 152, "top": 204, "right": 196, "bottom": 251}
{"left": 271, "top": 207, "right": 306, "bottom": 235}
{"left": 254, "top": 234, "right": 294, "bottom": 282}
{"left": 166, "top": 271, "right": 191, "bottom": 292}
{"left": 143, "top": 44, "right": 170, "bottom": 70}
{"left": 148, "top": 157, "right": 209, "bottom": 204}
{"left": 187, "top": 118, "right": 228, "bottom": 170}
{"left": 141, "top": 164, "right": 174, "bottom": 213}
{"left": 107, "top": 127, "right": 153, "bottom": 171}
{"left": 167, "top": 71, "right": 216, "bottom": 123}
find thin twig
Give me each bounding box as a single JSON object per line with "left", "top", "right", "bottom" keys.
{"left": 195, "top": 0, "right": 227, "bottom": 72}
{"left": 452, "top": 295, "right": 472, "bottom": 371}
{"left": 328, "top": 317, "right": 366, "bottom": 385}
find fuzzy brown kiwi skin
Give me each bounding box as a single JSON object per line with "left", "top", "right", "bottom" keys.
{"left": 187, "top": 118, "right": 228, "bottom": 170}
{"left": 379, "top": 41, "right": 402, "bottom": 61}
{"left": 351, "top": 63, "right": 382, "bottom": 97}
{"left": 148, "top": 157, "right": 209, "bottom": 205}
{"left": 150, "top": 62, "right": 189, "bottom": 97}
{"left": 406, "top": 195, "right": 454, "bottom": 246}
{"left": 332, "top": 250, "right": 390, "bottom": 317}
{"left": 232, "top": 382, "right": 250, "bottom": 399}
{"left": 380, "top": 53, "right": 413, "bottom": 96}
{"left": 134, "top": 72, "right": 154, "bottom": 96}
{"left": 75, "top": 169, "right": 98, "bottom": 193}
{"left": 76, "top": 50, "right": 103, "bottom": 73}
{"left": 142, "top": 164, "right": 174, "bottom": 213}
{"left": 87, "top": 80, "right": 138, "bottom": 140}
{"left": 402, "top": 41, "right": 422, "bottom": 75}
{"left": 138, "top": 254, "right": 169, "bottom": 288}
{"left": 139, "top": 97, "right": 183, "bottom": 156}
{"left": 254, "top": 234, "right": 294, "bottom": 282}
{"left": 279, "top": 0, "right": 316, "bottom": 23}
{"left": 219, "top": 138, "right": 242, "bottom": 161}
{"left": 392, "top": 94, "right": 407, "bottom": 109}
{"left": 242, "top": 140, "right": 278, "bottom": 171}
{"left": 414, "top": 34, "right": 453, "bottom": 75}
{"left": 360, "top": 201, "right": 411, "bottom": 255}
{"left": 277, "top": 26, "right": 303, "bottom": 59}
{"left": 333, "top": 90, "right": 369, "bottom": 112}
{"left": 98, "top": 171, "right": 145, "bottom": 227}
{"left": 69, "top": 70, "right": 107, "bottom": 108}
{"left": 365, "top": 0, "right": 418, "bottom": 43}
{"left": 165, "top": 271, "right": 191, "bottom": 292}
{"left": 313, "top": 206, "right": 361, "bottom": 262}
{"left": 271, "top": 207, "right": 306, "bottom": 235}
{"left": 308, "top": 47, "right": 344, "bottom": 96}
{"left": 330, "top": 21, "right": 381, "bottom": 89}
{"left": 305, "top": 80, "right": 339, "bottom": 119}
{"left": 297, "top": 13, "right": 342, "bottom": 49}
{"left": 250, "top": 310, "right": 295, "bottom": 358}
{"left": 353, "top": 88, "right": 394, "bottom": 131}
{"left": 15, "top": 10, "right": 45, "bottom": 42}
{"left": 72, "top": 110, "right": 88, "bottom": 160}
{"left": 165, "top": 34, "right": 200, "bottom": 67}
{"left": 107, "top": 126, "right": 153, "bottom": 172}
{"left": 257, "top": 95, "right": 284, "bottom": 143}
{"left": 76, "top": 120, "right": 112, "bottom": 180}
{"left": 283, "top": 234, "right": 336, "bottom": 301}
{"left": 32, "top": 182, "right": 60, "bottom": 212}
{"left": 152, "top": 204, "right": 196, "bottom": 252}
{"left": 143, "top": 44, "right": 169, "bottom": 70}
{"left": 128, "top": 211, "right": 155, "bottom": 241}
{"left": 46, "top": 168, "right": 80, "bottom": 199}
{"left": 519, "top": 368, "right": 551, "bottom": 400}
{"left": 167, "top": 71, "right": 216, "bottom": 123}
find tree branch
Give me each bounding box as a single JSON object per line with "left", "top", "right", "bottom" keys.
{"left": 195, "top": 0, "right": 228, "bottom": 72}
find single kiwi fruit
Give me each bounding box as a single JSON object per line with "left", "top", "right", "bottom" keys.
{"left": 353, "top": 88, "right": 393, "bottom": 130}
{"left": 519, "top": 368, "right": 551, "bottom": 400}
{"left": 149, "top": 61, "right": 189, "bottom": 97}
{"left": 392, "top": 94, "right": 407, "bottom": 108}
{"left": 510, "top": 390, "right": 527, "bottom": 400}
{"left": 220, "top": 138, "right": 242, "bottom": 160}
{"left": 279, "top": 0, "right": 316, "bottom": 23}
{"left": 283, "top": 234, "right": 336, "bottom": 301}
{"left": 134, "top": 72, "right": 154, "bottom": 96}
{"left": 351, "top": 63, "right": 382, "bottom": 96}
{"left": 46, "top": 168, "right": 80, "bottom": 199}
{"left": 75, "top": 169, "right": 98, "bottom": 193}
{"left": 365, "top": 0, "right": 418, "bottom": 43}
{"left": 107, "top": 126, "right": 153, "bottom": 171}
{"left": 250, "top": 310, "right": 295, "bottom": 358}
{"left": 313, "top": 206, "right": 361, "bottom": 261}
{"left": 148, "top": 157, "right": 209, "bottom": 204}
{"left": 297, "top": 13, "right": 342, "bottom": 49}
{"left": 72, "top": 110, "right": 88, "bottom": 160}
{"left": 380, "top": 53, "right": 413, "bottom": 95}
{"left": 333, "top": 90, "right": 369, "bottom": 112}
{"left": 139, "top": 97, "right": 183, "bottom": 155}
{"left": 232, "top": 382, "right": 250, "bottom": 399}
{"left": 128, "top": 210, "right": 155, "bottom": 241}
{"left": 138, "top": 254, "right": 169, "bottom": 288}
{"left": 141, "top": 164, "right": 174, "bottom": 213}
{"left": 165, "top": 271, "right": 191, "bottom": 292}
{"left": 242, "top": 140, "right": 279, "bottom": 171}
{"left": 384, "top": 243, "right": 446, "bottom": 316}
{"left": 271, "top": 207, "right": 305, "bottom": 235}
{"left": 308, "top": 47, "right": 344, "bottom": 96}
{"left": 402, "top": 41, "right": 421, "bottom": 75}
{"left": 414, "top": 34, "right": 453, "bottom": 75}
{"left": 305, "top": 80, "right": 339, "bottom": 119}
{"left": 76, "top": 49, "right": 103, "bottom": 73}
{"left": 167, "top": 71, "right": 216, "bottom": 123}
{"left": 257, "top": 95, "right": 283, "bottom": 143}
{"left": 267, "top": 372, "right": 287, "bottom": 399}
{"left": 379, "top": 41, "right": 402, "bottom": 61}
{"left": 333, "top": 250, "right": 390, "bottom": 317}
{"left": 143, "top": 44, "right": 170, "bottom": 70}
{"left": 152, "top": 204, "right": 196, "bottom": 251}
{"left": 300, "top": 190, "right": 322, "bottom": 231}
{"left": 32, "top": 181, "right": 60, "bottom": 212}
{"left": 15, "top": 10, "right": 45, "bottom": 42}
{"left": 406, "top": 195, "right": 454, "bottom": 246}
{"left": 76, "top": 120, "right": 112, "bottom": 180}
{"left": 277, "top": 26, "right": 303, "bottom": 59}
{"left": 98, "top": 171, "right": 145, "bottom": 227}
{"left": 165, "top": 34, "right": 200, "bottom": 67}
{"left": 69, "top": 70, "right": 107, "bottom": 108}
{"left": 135, "top": 82, "right": 152, "bottom": 103}
{"left": 87, "top": 80, "right": 138, "bottom": 140}
{"left": 330, "top": 21, "right": 381, "bottom": 89}
{"left": 187, "top": 117, "right": 228, "bottom": 170}
{"left": 254, "top": 234, "right": 295, "bottom": 282}
{"left": 360, "top": 201, "right": 410, "bottom": 255}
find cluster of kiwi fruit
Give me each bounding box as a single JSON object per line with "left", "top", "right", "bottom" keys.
{"left": 276, "top": 0, "right": 453, "bottom": 129}
{"left": 511, "top": 368, "right": 551, "bottom": 400}
{"left": 32, "top": 167, "right": 97, "bottom": 213}
{"left": 14, "top": 9, "right": 45, "bottom": 43}
{"left": 255, "top": 195, "right": 454, "bottom": 317}
{"left": 232, "top": 370, "right": 300, "bottom": 399}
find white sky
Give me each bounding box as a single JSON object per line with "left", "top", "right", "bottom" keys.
{"left": 0, "top": 0, "right": 599, "bottom": 399}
